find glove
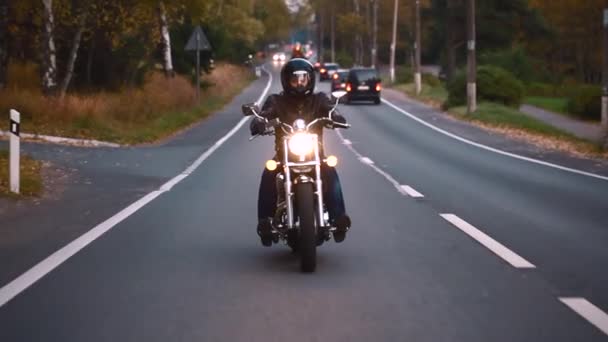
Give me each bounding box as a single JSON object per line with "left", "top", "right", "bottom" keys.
{"left": 250, "top": 118, "right": 266, "bottom": 136}
{"left": 332, "top": 112, "right": 347, "bottom": 125}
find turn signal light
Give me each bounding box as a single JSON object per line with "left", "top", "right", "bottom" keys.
{"left": 326, "top": 155, "right": 338, "bottom": 167}
{"left": 376, "top": 83, "right": 382, "bottom": 91}
{"left": 265, "top": 160, "right": 278, "bottom": 171}
{"left": 346, "top": 83, "right": 352, "bottom": 92}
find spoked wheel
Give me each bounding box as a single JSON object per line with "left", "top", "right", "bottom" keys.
{"left": 295, "top": 183, "right": 316, "bottom": 273}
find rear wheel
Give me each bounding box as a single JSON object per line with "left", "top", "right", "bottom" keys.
{"left": 296, "top": 183, "right": 316, "bottom": 273}
{"left": 374, "top": 97, "right": 381, "bottom": 105}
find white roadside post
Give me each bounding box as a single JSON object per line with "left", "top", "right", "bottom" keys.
{"left": 9, "top": 109, "right": 20, "bottom": 194}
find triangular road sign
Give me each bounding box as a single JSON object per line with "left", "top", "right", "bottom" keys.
{"left": 185, "top": 26, "right": 211, "bottom": 51}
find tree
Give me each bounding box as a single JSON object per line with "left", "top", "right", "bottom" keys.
{"left": 0, "top": 0, "right": 8, "bottom": 89}
{"left": 427, "top": 0, "right": 549, "bottom": 81}
{"left": 41, "top": 0, "right": 57, "bottom": 95}
{"left": 529, "top": 0, "right": 604, "bottom": 83}
{"left": 59, "top": 0, "right": 89, "bottom": 98}
{"left": 158, "top": 1, "right": 174, "bottom": 78}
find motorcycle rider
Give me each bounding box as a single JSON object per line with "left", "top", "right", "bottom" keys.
{"left": 251, "top": 58, "right": 351, "bottom": 246}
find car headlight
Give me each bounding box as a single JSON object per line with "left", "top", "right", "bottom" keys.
{"left": 288, "top": 133, "right": 315, "bottom": 156}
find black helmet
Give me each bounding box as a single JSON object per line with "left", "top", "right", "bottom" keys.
{"left": 280, "top": 58, "right": 315, "bottom": 96}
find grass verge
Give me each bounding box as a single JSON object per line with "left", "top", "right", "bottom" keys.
{"left": 450, "top": 102, "right": 607, "bottom": 157}
{"left": 395, "top": 83, "right": 448, "bottom": 107}
{"left": 0, "top": 63, "right": 254, "bottom": 145}
{"left": 524, "top": 96, "right": 569, "bottom": 115}
{"left": 0, "top": 149, "right": 43, "bottom": 197}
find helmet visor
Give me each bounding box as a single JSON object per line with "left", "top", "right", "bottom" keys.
{"left": 289, "top": 71, "right": 311, "bottom": 93}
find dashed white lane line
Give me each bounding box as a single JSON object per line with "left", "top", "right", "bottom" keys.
{"left": 336, "top": 130, "right": 424, "bottom": 199}
{"left": 337, "top": 131, "right": 428, "bottom": 199}
{"left": 560, "top": 298, "right": 608, "bottom": 336}
{"left": 440, "top": 214, "right": 536, "bottom": 269}
{"left": 400, "top": 185, "right": 424, "bottom": 198}
{"left": 0, "top": 67, "right": 274, "bottom": 308}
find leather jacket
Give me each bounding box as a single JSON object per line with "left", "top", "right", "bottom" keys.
{"left": 250, "top": 92, "right": 346, "bottom": 157}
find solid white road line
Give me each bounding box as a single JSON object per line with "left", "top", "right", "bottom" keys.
{"left": 342, "top": 139, "right": 352, "bottom": 145}
{"left": 400, "top": 185, "right": 424, "bottom": 198}
{"left": 560, "top": 297, "right": 608, "bottom": 336}
{"left": 0, "top": 66, "right": 274, "bottom": 308}
{"left": 440, "top": 214, "right": 536, "bottom": 269}
{"left": 381, "top": 98, "right": 608, "bottom": 182}
{"left": 360, "top": 157, "right": 374, "bottom": 164}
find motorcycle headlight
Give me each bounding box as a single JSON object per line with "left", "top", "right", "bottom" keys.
{"left": 288, "top": 133, "right": 315, "bottom": 156}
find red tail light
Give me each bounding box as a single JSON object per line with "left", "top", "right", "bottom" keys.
{"left": 332, "top": 73, "right": 339, "bottom": 80}
{"left": 376, "top": 83, "right": 382, "bottom": 92}
{"left": 320, "top": 68, "right": 326, "bottom": 73}
{"left": 315, "top": 62, "right": 320, "bottom": 67}
{"left": 346, "top": 83, "right": 352, "bottom": 92}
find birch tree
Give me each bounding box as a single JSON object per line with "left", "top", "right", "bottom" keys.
{"left": 59, "top": 2, "right": 89, "bottom": 98}
{"left": 41, "top": 0, "right": 57, "bottom": 95}
{"left": 158, "top": 1, "right": 174, "bottom": 78}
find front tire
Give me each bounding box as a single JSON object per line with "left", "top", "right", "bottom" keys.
{"left": 296, "top": 183, "right": 316, "bottom": 273}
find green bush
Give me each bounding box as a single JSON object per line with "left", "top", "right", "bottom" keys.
{"left": 526, "top": 82, "right": 579, "bottom": 98}
{"left": 446, "top": 65, "right": 524, "bottom": 108}
{"left": 479, "top": 47, "right": 546, "bottom": 83}
{"left": 396, "top": 66, "right": 413, "bottom": 84}
{"left": 567, "top": 85, "right": 602, "bottom": 121}
{"left": 422, "top": 73, "right": 441, "bottom": 87}
{"left": 526, "top": 82, "right": 556, "bottom": 97}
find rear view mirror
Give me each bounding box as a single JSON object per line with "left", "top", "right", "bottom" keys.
{"left": 331, "top": 90, "right": 347, "bottom": 99}
{"left": 241, "top": 103, "right": 259, "bottom": 116}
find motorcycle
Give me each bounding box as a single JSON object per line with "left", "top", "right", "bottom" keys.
{"left": 242, "top": 90, "right": 349, "bottom": 272}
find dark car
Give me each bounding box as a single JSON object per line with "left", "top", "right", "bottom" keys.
{"left": 319, "top": 63, "right": 339, "bottom": 81}
{"left": 330, "top": 69, "right": 350, "bottom": 92}
{"left": 345, "top": 68, "right": 381, "bottom": 104}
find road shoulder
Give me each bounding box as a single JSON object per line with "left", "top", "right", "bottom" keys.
{"left": 382, "top": 88, "right": 608, "bottom": 177}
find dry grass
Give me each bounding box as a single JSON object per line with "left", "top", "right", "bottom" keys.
{"left": 450, "top": 103, "right": 608, "bottom": 159}
{"left": 0, "top": 149, "right": 43, "bottom": 197}
{"left": 0, "top": 62, "right": 253, "bottom": 144}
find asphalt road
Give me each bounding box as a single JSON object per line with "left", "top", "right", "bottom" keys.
{"left": 1, "top": 63, "right": 608, "bottom": 341}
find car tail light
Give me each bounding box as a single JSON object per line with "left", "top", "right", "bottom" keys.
{"left": 314, "top": 62, "right": 320, "bottom": 67}
{"left": 346, "top": 83, "right": 352, "bottom": 92}
{"left": 340, "top": 83, "right": 346, "bottom": 88}
{"left": 376, "top": 83, "right": 382, "bottom": 92}
{"left": 320, "top": 68, "right": 326, "bottom": 73}
{"left": 332, "top": 73, "right": 339, "bottom": 80}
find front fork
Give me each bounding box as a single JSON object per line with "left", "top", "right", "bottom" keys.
{"left": 283, "top": 137, "right": 326, "bottom": 230}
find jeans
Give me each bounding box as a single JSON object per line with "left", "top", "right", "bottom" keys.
{"left": 257, "top": 164, "right": 346, "bottom": 222}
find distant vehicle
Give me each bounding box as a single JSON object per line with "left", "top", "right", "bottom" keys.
{"left": 331, "top": 69, "right": 350, "bottom": 93}
{"left": 345, "top": 67, "right": 382, "bottom": 105}
{"left": 313, "top": 61, "right": 322, "bottom": 72}
{"left": 319, "top": 63, "right": 339, "bottom": 81}
{"left": 291, "top": 43, "right": 307, "bottom": 59}
{"left": 273, "top": 52, "right": 286, "bottom": 63}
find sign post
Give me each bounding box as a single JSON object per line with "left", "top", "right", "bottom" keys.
{"left": 185, "top": 26, "right": 212, "bottom": 104}
{"left": 9, "top": 109, "right": 20, "bottom": 194}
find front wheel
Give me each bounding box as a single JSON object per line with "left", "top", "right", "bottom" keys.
{"left": 296, "top": 183, "right": 316, "bottom": 273}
